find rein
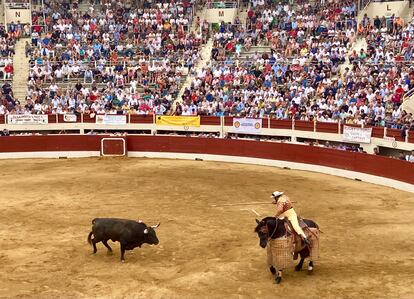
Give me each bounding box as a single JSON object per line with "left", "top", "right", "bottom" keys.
{"left": 259, "top": 218, "right": 278, "bottom": 241}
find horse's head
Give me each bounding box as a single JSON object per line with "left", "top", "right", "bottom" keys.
{"left": 254, "top": 217, "right": 277, "bottom": 248}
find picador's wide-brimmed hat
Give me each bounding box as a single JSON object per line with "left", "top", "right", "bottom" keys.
{"left": 270, "top": 191, "right": 284, "bottom": 198}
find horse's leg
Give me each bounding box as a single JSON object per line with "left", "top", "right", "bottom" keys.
{"left": 275, "top": 270, "right": 282, "bottom": 284}
{"left": 295, "top": 246, "right": 310, "bottom": 271}
{"left": 307, "top": 260, "right": 314, "bottom": 275}
{"left": 269, "top": 266, "right": 276, "bottom": 275}
{"left": 295, "top": 257, "right": 305, "bottom": 271}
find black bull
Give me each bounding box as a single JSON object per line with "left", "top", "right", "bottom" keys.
{"left": 87, "top": 218, "right": 160, "bottom": 262}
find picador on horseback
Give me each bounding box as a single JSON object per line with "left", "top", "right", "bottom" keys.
{"left": 254, "top": 191, "right": 321, "bottom": 284}
{"left": 271, "top": 191, "right": 311, "bottom": 246}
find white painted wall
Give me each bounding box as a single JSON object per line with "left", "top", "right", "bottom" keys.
{"left": 5, "top": 8, "right": 31, "bottom": 24}
{"left": 359, "top": 0, "right": 409, "bottom": 22}
{"left": 205, "top": 8, "right": 237, "bottom": 23}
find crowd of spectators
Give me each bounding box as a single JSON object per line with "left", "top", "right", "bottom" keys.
{"left": 1, "top": 0, "right": 414, "bottom": 136}
{"left": 179, "top": 1, "right": 356, "bottom": 118}
{"left": 174, "top": 0, "right": 414, "bottom": 132}
{"left": 0, "top": 23, "right": 18, "bottom": 111}
{"left": 5, "top": 0, "right": 201, "bottom": 116}
{"left": 0, "top": 24, "right": 17, "bottom": 82}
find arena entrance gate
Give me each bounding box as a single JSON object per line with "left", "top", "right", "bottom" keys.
{"left": 101, "top": 138, "right": 127, "bottom": 157}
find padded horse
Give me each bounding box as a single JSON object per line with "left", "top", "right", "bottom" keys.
{"left": 254, "top": 217, "right": 320, "bottom": 284}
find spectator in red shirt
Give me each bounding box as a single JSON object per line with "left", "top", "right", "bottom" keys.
{"left": 3, "top": 64, "right": 13, "bottom": 80}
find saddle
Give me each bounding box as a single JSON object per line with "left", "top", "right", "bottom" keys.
{"left": 282, "top": 217, "right": 316, "bottom": 259}
{"left": 282, "top": 217, "right": 309, "bottom": 236}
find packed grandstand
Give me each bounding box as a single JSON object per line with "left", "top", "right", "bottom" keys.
{"left": 1, "top": 0, "right": 414, "bottom": 157}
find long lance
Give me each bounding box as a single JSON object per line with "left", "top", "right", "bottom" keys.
{"left": 211, "top": 201, "right": 296, "bottom": 207}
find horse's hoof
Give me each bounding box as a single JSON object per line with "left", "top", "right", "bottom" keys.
{"left": 275, "top": 277, "right": 282, "bottom": 284}
{"left": 307, "top": 268, "right": 313, "bottom": 275}
{"left": 295, "top": 266, "right": 301, "bottom": 272}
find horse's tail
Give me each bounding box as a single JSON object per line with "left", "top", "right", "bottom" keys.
{"left": 315, "top": 226, "right": 323, "bottom": 234}
{"left": 87, "top": 231, "right": 94, "bottom": 245}
{"left": 312, "top": 222, "right": 324, "bottom": 233}
{"left": 304, "top": 219, "right": 323, "bottom": 233}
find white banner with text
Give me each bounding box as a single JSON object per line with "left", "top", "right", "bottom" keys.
{"left": 63, "top": 114, "right": 77, "bottom": 122}
{"left": 7, "top": 114, "right": 48, "bottom": 125}
{"left": 96, "top": 115, "right": 127, "bottom": 125}
{"left": 342, "top": 126, "right": 372, "bottom": 144}
{"left": 232, "top": 118, "right": 262, "bottom": 133}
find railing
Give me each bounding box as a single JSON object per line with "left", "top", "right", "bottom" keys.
{"left": 207, "top": 1, "right": 239, "bottom": 9}
{"left": 4, "top": 2, "right": 31, "bottom": 9}
{"left": 359, "top": 0, "right": 372, "bottom": 11}
{"left": 0, "top": 115, "right": 411, "bottom": 144}
{"left": 29, "top": 57, "right": 194, "bottom": 68}
{"left": 404, "top": 87, "right": 414, "bottom": 101}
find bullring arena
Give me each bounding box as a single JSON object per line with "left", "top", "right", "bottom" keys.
{"left": 2, "top": 0, "right": 414, "bottom": 297}
{"left": 0, "top": 136, "right": 413, "bottom": 299}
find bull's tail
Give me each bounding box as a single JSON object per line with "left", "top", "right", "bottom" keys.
{"left": 87, "top": 231, "right": 94, "bottom": 245}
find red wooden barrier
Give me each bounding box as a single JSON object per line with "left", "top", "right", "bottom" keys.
{"left": 48, "top": 115, "right": 57, "bottom": 123}
{"left": 386, "top": 128, "right": 404, "bottom": 142}
{"left": 294, "top": 120, "right": 314, "bottom": 132}
{"left": 224, "top": 117, "right": 233, "bottom": 126}
{"left": 82, "top": 114, "right": 96, "bottom": 123}
{"left": 0, "top": 135, "right": 103, "bottom": 152}
{"left": 127, "top": 136, "right": 414, "bottom": 185}
{"left": 369, "top": 127, "right": 385, "bottom": 139}
{"left": 0, "top": 135, "right": 413, "bottom": 185}
{"left": 316, "top": 122, "right": 338, "bottom": 134}
{"left": 200, "top": 116, "right": 221, "bottom": 126}
{"left": 269, "top": 119, "right": 292, "bottom": 130}
{"left": 130, "top": 115, "right": 153, "bottom": 124}
{"left": 407, "top": 131, "right": 414, "bottom": 144}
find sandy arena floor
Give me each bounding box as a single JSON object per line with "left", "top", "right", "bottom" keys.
{"left": 0, "top": 157, "right": 413, "bottom": 299}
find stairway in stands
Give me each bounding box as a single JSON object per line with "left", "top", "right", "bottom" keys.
{"left": 173, "top": 5, "right": 214, "bottom": 109}
{"left": 12, "top": 38, "right": 30, "bottom": 103}
{"left": 172, "top": 1, "right": 252, "bottom": 110}
{"left": 340, "top": 37, "right": 367, "bottom": 79}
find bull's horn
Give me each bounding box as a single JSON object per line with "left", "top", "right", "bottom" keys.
{"left": 144, "top": 228, "right": 149, "bottom": 234}
{"left": 151, "top": 223, "right": 160, "bottom": 229}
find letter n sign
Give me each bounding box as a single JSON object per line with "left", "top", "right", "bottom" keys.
{"left": 219, "top": 10, "right": 224, "bottom": 17}
{"left": 15, "top": 11, "right": 21, "bottom": 17}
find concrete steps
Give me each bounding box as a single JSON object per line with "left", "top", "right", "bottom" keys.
{"left": 175, "top": 38, "right": 213, "bottom": 106}
{"left": 171, "top": 6, "right": 214, "bottom": 110}
{"left": 12, "top": 37, "right": 30, "bottom": 103}
{"left": 340, "top": 37, "right": 367, "bottom": 77}
{"left": 237, "top": 2, "right": 248, "bottom": 27}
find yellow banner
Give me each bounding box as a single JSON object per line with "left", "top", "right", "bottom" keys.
{"left": 156, "top": 116, "right": 200, "bottom": 127}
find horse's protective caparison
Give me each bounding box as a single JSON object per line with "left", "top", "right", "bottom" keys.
{"left": 254, "top": 217, "right": 319, "bottom": 284}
